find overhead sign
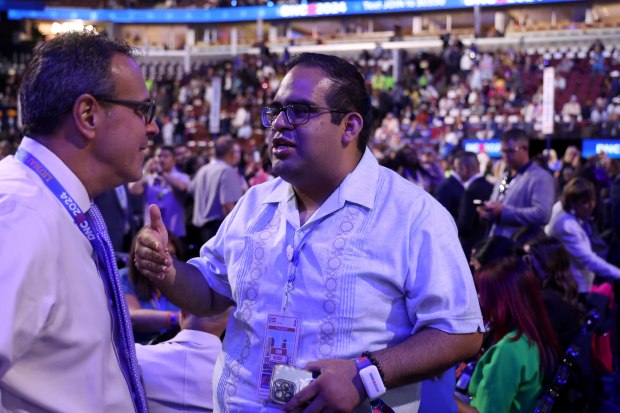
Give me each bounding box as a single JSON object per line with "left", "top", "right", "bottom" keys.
{"left": 8, "top": 0, "right": 584, "bottom": 23}
{"left": 462, "top": 139, "right": 502, "bottom": 158}
{"left": 582, "top": 139, "right": 620, "bottom": 159}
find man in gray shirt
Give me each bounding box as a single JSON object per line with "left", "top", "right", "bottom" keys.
{"left": 190, "top": 137, "right": 244, "bottom": 245}
{"left": 477, "top": 128, "right": 555, "bottom": 240}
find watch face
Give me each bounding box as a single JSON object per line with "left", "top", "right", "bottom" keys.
{"left": 359, "top": 365, "right": 387, "bottom": 400}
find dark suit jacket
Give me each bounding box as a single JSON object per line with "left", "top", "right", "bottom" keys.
{"left": 457, "top": 176, "right": 494, "bottom": 260}
{"left": 434, "top": 175, "right": 464, "bottom": 221}
{"left": 94, "top": 185, "right": 134, "bottom": 253}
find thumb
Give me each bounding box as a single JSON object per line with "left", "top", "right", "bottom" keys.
{"left": 148, "top": 204, "right": 169, "bottom": 251}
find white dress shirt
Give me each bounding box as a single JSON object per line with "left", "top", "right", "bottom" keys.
{"left": 135, "top": 329, "right": 223, "bottom": 413}
{"left": 0, "top": 137, "right": 134, "bottom": 412}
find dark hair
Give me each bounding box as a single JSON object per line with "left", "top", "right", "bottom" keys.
{"left": 526, "top": 235, "right": 581, "bottom": 308}
{"left": 19, "top": 31, "right": 135, "bottom": 137}
{"left": 561, "top": 177, "right": 595, "bottom": 212}
{"left": 214, "top": 136, "right": 236, "bottom": 159}
{"left": 128, "top": 231, "right": 184, "bottom": 302}
{"left": 476, "top": 256, "right": 561, "bottom": 382}
{"left": 473, "top": 236, "right": 521, "bottom": 268}
{"left": 157, "top": 145, "right": 175, "bottom": 155}
{"left": 285, "top": 53, "right": 372, "bottom": 152}
{"left": 501, "top": 128, "right": 530, "bottom": 147}
{"left": 454, "top": 151, "right": 479, "bottom": 169}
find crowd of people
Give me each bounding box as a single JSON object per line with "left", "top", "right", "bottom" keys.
{"left": 1, "top": 29, "right": 620, "bottom": 413}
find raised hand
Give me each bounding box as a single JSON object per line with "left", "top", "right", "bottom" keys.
{"left": 134, "top": 204, "right": 173, "bottom": 281}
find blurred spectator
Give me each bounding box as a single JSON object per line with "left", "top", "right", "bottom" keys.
{"left": 542, "top": 148, "right": 562, "bottom": 177}
{"left": 247, "top": 145, "right": 274, "bottom": 187}
{"left": 121, "top": 232, "right": 184, "bottom": 344}
{"left": 589, "top": 40, "right": 606, "bottom": 77}
{"left": 174, "top": 143, "right": 198, "bottom": 176}
{"left": 590, "top": 97, "right": 608, "bottom": 125}
{"left": 456, "top": 152, "right": 495, "bottom": 260}
{"left": 561, "top": 95, "right": 582, "bottom": 120}
{"left": 160, "top": 115, "right": 175, "bottom": 146}
{"left": 456, "top": 255, "right": 561, "bottom": 413}
{"left": 556, "top": 56, "right": 574, "bottom": 74}
{"left": 232, "top": 102, "right": 253, "bottom": 140}
{"left": 434, "top": 152, "right": 467, "bottom": 220}
{"left": 129, "top": 145, "right": 191, "bottom": 239}
{"left": 135, "top": 307, "right": 232, "bottom": 413}
{"left": 554, "top": 72, "right": 567, "bottom": 91}
{"left": 545, "top": 177, "right": 620, "bottom": 294}
{"left": 524, "top": 235, "right": 585, "bottom": 351}
{"left": 95, "top": 184, "right": 136, "bottom": 255}
{"left": 189, "top": 136, "right": 245, "bottom": 245}
{"left": 389, "top": 144, "right": 436, "bottom": 192}
{"left": 478, "top": 129, "right": 555, "bottom": 241}
{"left": 559, "top": 145, "right": 582, "bottom": 191}
{"left": 607, "top": 158, "right": 620, "bottom": 267}
{"left": 469, "top": 235, "right": 521, "bottom": 273}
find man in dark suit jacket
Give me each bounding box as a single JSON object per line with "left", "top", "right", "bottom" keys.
{"left": 456, "top": 152, "right": 494, "bottom": 260}
{"left": 94, "top": 184, "right": 136, "bottom": 254}
{"left": 434, "top": 153, "right": 466, "bottom": 221}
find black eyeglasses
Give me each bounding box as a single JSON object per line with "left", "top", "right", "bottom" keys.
{"left": 98, "top": 97, "right": 157, "bottom": 124}
{"left": 261, "top": 103, "right": 349, "bottom": 128}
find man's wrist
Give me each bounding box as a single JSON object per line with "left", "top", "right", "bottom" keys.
{"left": 361, "top": 351, "right": 385, "bottom": 380}
{"left": 354, "top": 354, "right": 386, "bottom": 400}
{"left": 168, "top": 311, "right": 179, "bottom": 327}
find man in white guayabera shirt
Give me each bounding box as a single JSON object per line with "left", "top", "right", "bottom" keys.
{"left": 135, "top": 52, "right": 484, "bottom": 413}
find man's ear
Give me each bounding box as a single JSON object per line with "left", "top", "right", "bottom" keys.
{"left": 72, "top": 94, "right": 99, "bottom": 141}
{"left": 341, "top": 112, "right": 363, "bottom": 148}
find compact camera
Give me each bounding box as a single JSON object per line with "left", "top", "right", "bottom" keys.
{"left": 269, "top": 364, "right": 317, "bottom": 405}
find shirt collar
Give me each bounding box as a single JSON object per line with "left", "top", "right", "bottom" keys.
{"left": 19, "top": 137, "right": 91, "bottom": 212}
{"left": 170, "top": 329, "right": 223, "bottom": 346}
{"left": 262, "top": 148, "right": 378, "bottom": 213}
{"left": 515, "top": 161, "right": 532, "bottom": 176}
{"left": 450, "top": 171, "right": 464, "bottom": 186}
{"left": 463, "top": 172, "right": 483, "bottom": 189}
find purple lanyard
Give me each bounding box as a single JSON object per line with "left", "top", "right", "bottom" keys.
{"left": 15, "top": 148, "right": 98, "bottom": 244}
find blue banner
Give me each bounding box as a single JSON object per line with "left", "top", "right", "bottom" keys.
{"left": 582, "top": 139, "right": 620, "bottom": 159}
{"left": 462, "top": 139, "right": 502, "bottom": 159}
{"left": 8, "top": 0, "right": 583, "bottom": 23}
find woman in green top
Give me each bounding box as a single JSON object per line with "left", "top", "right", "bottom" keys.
{"left": 457, "top": 256, "right": 561, "bottom": 413}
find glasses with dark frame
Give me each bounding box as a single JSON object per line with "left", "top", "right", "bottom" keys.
{"left": 261, "top": 103, "right": 349, "bottom": 128}
{"left": 98, "top": 97, "right": 157, "bottom": 125}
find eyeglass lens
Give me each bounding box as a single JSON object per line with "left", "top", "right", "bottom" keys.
{"left": 262, "top": 104, "right": 309, "bottom": 127}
